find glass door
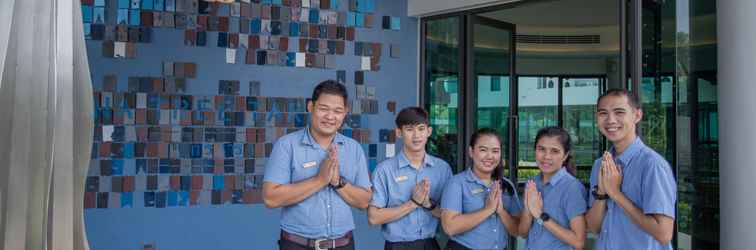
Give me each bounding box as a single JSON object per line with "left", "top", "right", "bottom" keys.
{"left": 465, "top": 14, "right": 517, "bottom": 184}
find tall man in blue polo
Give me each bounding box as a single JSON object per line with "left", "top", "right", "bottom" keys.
{"left": 585, "top": 89, "right": 676, "bottom": 250}
{"left": 368, "top": 107, "right": 452, "bottom": 250}
{"left": 263, "top": 80, "right": 373, "bottom": 250}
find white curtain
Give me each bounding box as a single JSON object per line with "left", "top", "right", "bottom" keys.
{"left": 0, "top": 0, "right": 94, "bottom": 249}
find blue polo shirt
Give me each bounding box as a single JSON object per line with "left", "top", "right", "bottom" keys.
{"left": 441, "top": 168, "right": 522, "bottom": 250}
{"left": 263, "top": 128, "right": 372, "bottom": 239}
{"left": 369, "top": 151, "right": 453, "bottom": 242}
{"left": 589, "top": 137, "right": 676, "bottom": 250}
{"left": 525, "top": 167, "right": 587, "bottom": 250}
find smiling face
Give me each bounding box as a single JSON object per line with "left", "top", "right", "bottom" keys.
{"left": 535, "top": 136, "right": 569, "bottom": 175}
{"left": 396, "top": 123, "right": 432, "bottom": 153}
{"left": 597, "top": 94, "right": 642, "bottom": 146}
{"left": 307, "top": 93, "right": 347, "bottom": 137}
{"left": 469, "top": 134, "right": 502, "bottom": 175}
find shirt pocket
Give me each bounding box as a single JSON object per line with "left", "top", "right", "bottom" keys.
{"left": 387, "top": 174, "right": 415, "bottom": 206}
{"left": 291, "top": 151, "right": 321, "bottom": 182}
{"left": 462, "top": 186, "right": 486, "bottom": 213}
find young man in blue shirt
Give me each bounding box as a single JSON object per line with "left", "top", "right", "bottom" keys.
{"left": 368, "top": 107, "right": 452, "bottom": 250}
{"left": 585, "top": 89, "right": 676, "bottom": 250}
{"left": 263, "top": 80, "right": 373, "bottom": 250}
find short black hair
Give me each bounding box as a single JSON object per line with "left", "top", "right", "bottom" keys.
{"left": 395, "top": 107, "right": 429, "bottom": 128}
{"left": 311, "top": 80, "right": 348, "bottom": 106}
{"left": 597, "top": 89, "right": 641, "bottom": 109}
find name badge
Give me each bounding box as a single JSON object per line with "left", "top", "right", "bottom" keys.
{"left": 394, "top": 176, "right": 408, "bottom": 183}
{"left": 471, "top": 188, "right": 485, "bottom": 195}
{"left": 303, "top": 161, "right": 317, "bottom": 168}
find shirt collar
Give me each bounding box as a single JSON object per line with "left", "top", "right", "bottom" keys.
{"left": 610, "top": 137, "right": 644, "bottom": 166}
{"left": 536, "top": 167, "right": 568, "bottom": 187}
{"left": 464, "top": 168, "right": 490, "bottom": 187}
{"left": 397, "top": 150, "right": 434, "bottom": 169}
{"left": 301, "top": 126, "right": 345, "bottom": 149}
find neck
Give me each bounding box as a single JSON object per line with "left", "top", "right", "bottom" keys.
{"left": 403, "top": 147, "right": 425, "bottom": 169}
{"left": 472, "top": 167, "right": 492, "bottom": 182}
{"left": 309, "top": 127, "right": 335, "bottom": 149}
{"left": 542, "top": 170, "right": 557, "bottom": 183}
{"left": 613, "top": 134, "right": 637, "bottom": 155}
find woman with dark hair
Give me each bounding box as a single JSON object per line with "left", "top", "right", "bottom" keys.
{"left": 518, "top": 126, "right": 587, "bottom": 250}
{"left": 440, "top": 128, "right": 521, "bottom": 250}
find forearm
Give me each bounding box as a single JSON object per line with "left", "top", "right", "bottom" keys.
{"left": 367, "top": 201, "right": 417, "bottom": 225}
{"left": 496, "top": 209, "right": 519, "bottom": 235}
{"left": 430, "top": 207, "right": 442, "bottom": 218}
{"left": 518, "top": 211, "right": 533, "bottom": 237}
{"left": 262, "top": 178, "right": 328, "bottom": 208}
{"left": 441, "top": 208, "right": 494, "bottom": 236}
{"left": 585, "top": 201, "right": 606, "bottom": 233}
{"left": 335, "top": 183, "right": 372, "bottom": 209}
{"left": 612, "top": 193, "right": 673, "bottom": 244}
{"left": 542, "top": 218, "right": 586, "bottom": 249}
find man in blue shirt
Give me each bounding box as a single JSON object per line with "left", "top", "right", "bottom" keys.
{"left": 368, "top": 107, "right": 452, "bottom": 250}
{"left": 585, "top": 89, "right": 676, "bottom": 250}
{"left": 263, "top": 80, "right": 373, "bottom": 250}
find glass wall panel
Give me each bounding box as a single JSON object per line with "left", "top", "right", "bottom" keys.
{"left": 563, "top": 78, "right": 601, "bottom": 183}
{"left": 471, "top": 17, "right": 513, "bottom": 176}
{"left": 424, "top": 17, "right": 461, "bottom": 171}
{"left": 516, "top": 77, "right": 557, "bottom": 182}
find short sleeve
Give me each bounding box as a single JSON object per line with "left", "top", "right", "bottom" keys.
{"left": 369, "top": 165, "right": 388, "bottom": 208}
{"left": 563, "top": 181, "right": 588, "bottom": 220}
{"left": 642, "top": 160, "right": 676, "bottom": 218}
{"left": 351, "top": 144, "right": 372, "bottom": 189}
{"left": 587, "top": 159, "right": 601, "bottom": 206}
{"left": 441, "top": 179, "right": 463, "bottom": 212}
{"left": 263, "top": 139, "right": 292, "bottom": 184}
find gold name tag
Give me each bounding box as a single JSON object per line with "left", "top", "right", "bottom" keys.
{"left": 471, "top": 188, "right": 485, "bottom": 195}
{"left": 303, "top": 161, "right": 317, "bottom": 168}
{"left": 394, "top": 176, "right": 408, "bottom": 183}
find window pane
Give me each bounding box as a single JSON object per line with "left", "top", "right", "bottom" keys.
{"left": 517, "top": 77, "right": 557, "bottom": 182}
{"left": 424, "top": 17, "right": 460, "bottom": 171}
{"left": 563, "top": 78, "right": 601, "bottom": 183}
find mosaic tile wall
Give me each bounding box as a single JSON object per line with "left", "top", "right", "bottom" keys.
{"left": 82, "top": 0, "right": 410, "bottom": 210}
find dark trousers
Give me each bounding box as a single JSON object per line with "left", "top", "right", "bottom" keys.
{"left": 278, "top": 237, "right": 355, "bottom": 250}
{"left": 384, "top": 238, "right": 440, "bottom": 250}
{"left": 445, "top": 240, "right": 471, "bottom": 250}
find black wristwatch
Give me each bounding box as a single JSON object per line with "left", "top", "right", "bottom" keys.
{"left": 331, "top": 177, "right": 348, "bottom": 190}
{"left": 592, "top": 185, "right": 609, "bottom": 200}
{"left": 536, "top": 212, "right": 551, "bottom": 225}
{"left": 423, "top": 199, "right": 438, "bottom": 210}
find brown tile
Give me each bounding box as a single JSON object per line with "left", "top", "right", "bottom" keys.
{"left": 191, "top": 176, "right": 203, "bottom": 190}
{"left": 122, "top": 176, "right": 135, "bottom": 192}
{"left": 346, "top": 27, "right": 355, "bottom": 41}
{"left": 170, "top": 176, "right": 180, "bottom": 191}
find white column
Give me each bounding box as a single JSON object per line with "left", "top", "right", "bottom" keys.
{"left": 717, "top": 0, "right": 756, "bottom": 249}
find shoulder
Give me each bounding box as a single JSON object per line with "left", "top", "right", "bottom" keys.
{"left": 562, "top": 174, "right": 587, "bottom": 192}
{"left": 374, "top": 157, "right": 397, "bottom": 173}
{"left": 336, "top": 133, "right": 363, "bottom": 150}
{"left": 638, "top": 145, "right": 673, "bottom": 174}
{"left": 275, "top": 129, "right": 304, "bottom": 145}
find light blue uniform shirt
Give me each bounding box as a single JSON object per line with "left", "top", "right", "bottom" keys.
{"left": 263, "top": 128, "right": 372, "bottom": 239}
{"left": 589, "top": 137, "right": 676, "bottom": 250}
{"left": 369, "top": 151, "right": 453, "bottom": 242}
{"left": 441, "top": 168, "right": 522, "bottom": 250}
{"left": 525, "top": 167, "right": 587, "bottom": 250}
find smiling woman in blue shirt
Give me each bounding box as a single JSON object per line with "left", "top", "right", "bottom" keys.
{"left": 518, "top": 126, "right": 587, "bottom": 250}
{"left": 440, "top": 128, "right": 521, "bottom": 250}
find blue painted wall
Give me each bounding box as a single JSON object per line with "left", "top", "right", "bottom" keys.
{"left": 83, "top": 0, "right": 418, "bottom": 249}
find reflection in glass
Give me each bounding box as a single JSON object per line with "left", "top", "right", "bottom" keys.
{"left": 562, "top": 78, "right": 601, "bottom": 183}
{"left": 471, "top": 17, "right": 512, "bottom": 177}
{"left": 424, "top": 17, "right": 460, "bottom": 171}
{"left": 517, "top": 77, "right": 557, "bottom": 182}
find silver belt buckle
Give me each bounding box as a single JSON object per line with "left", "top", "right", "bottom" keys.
{"left": 314, "top": 238, "right": 335, "bottom": 250}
